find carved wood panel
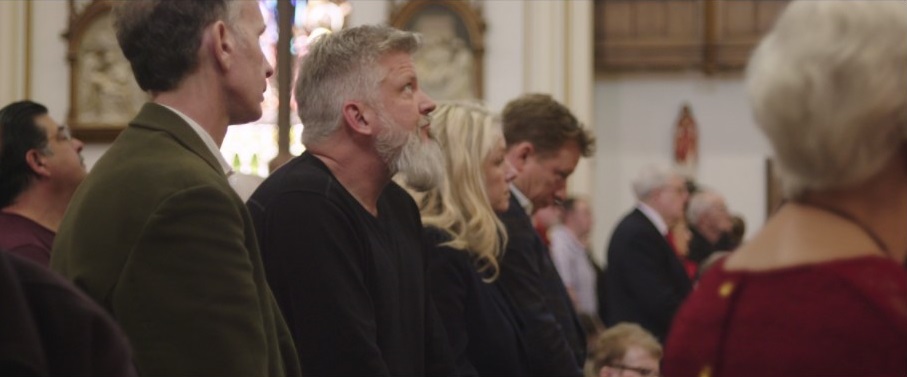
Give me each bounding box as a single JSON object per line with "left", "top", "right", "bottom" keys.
{"left": 595, "top": 0, "right": 703, "bottom": 71}
{"left": 707, "top": 0, "right": 789, "bottom": 70}
{"left": 595, "top": 0, "right": 789, "bottom": 73}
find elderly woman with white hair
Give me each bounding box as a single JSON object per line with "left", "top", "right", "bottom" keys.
{"left": 664, "top": 1, "right": 907, "bottom": 376}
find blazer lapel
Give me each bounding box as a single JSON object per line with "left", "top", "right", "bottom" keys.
{"left": 128, "top": 102, "right": 223, "bottom": 175}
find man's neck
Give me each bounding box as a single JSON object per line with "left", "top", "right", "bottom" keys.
{"left": 153, "top": 76, "right": 229, "bottom": 146}
{"left": 2, "top": 189, "right": 69, "bottom": 232}
{"left": 637, "top": 201, "right": 670, "bottom": 235}
{"left": 510, "top": 183, "right": 533, "bottom": 215}
{"left": 308, "top": 142, "right": 390, "bottom": 217}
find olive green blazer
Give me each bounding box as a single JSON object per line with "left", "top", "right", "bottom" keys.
{"left": 52, "top": 103, "right": 301, "bottom": 377}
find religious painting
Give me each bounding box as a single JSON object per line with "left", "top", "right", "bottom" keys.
{"left": 390, "top": 0, "right": 485, "bottom": 100}
{"left": 673, "top": 104, "right": 699, "bottom": 177}
{"left": 66, "top": 0, "right": 148, "bottom": 142}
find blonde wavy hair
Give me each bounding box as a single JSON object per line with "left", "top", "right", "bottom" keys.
{"left": 418, "top": 101, "right": 508, "bottom": 281}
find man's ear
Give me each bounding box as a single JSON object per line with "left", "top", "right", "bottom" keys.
{"left": 209, "top": 21, "right": 233, "bottom": 71}
{"left": 341, "top": 101, "right": 376, "bottom": 137}
{"left": 25, "top": 149, "right": 50, "bottom": 178}
{"left": 505, "top": 141, "right": 534, "bottom": 173}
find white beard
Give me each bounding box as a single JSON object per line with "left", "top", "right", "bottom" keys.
{"left": 375, "top": 112, "right": 445, "bottom": 192}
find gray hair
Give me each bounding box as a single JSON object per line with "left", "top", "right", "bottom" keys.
{"left": 746, "top": 0, "right": 907, "bottom": 198}
{"left": 295, "top": 25, "right": 421, "bottom": 146}
{"left": 632, "top": 165, "right": 680, "bottom": 201}
{"left": 686, "top": 190, "right": 723, "bottom": 225}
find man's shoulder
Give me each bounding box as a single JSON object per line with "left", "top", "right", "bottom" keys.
{"left": 613, "top": 209, "right": 653, "bottom": 233}
{"left": 249, "top": 154, "right": 350, "bottom": 211}
{"left": 91, "top": 126, "right": 222, "bottom": 188}
{"left": 607, "top": 209, "right": 665, "bottom": 252}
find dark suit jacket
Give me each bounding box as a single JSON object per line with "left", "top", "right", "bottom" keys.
{"left": 497, "top": 194, "right": 586, "bottom": 377}
{"left": 688, "top": 227, "right": 734, "bottom": 264}
{"left": 51, "top": 103, "right": 301, "bottom": 377}
{"left": 604, "top": 208, "right": 692, "bottom": 341}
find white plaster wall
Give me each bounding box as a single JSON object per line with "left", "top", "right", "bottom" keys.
{"left": 30, "top": 1, "right": 69, "bottom": 124}
{"left": 482, "top": 0, "right": 525, "bottom": 112}
{"left": 591, "top": 72, "right": 772, "bottom": 263}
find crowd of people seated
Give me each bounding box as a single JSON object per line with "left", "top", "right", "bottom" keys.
{"left": 0, "top": 1, "right": 905, "bottom": 376}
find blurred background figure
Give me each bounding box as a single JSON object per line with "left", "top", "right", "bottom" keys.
{"left": 666, "top": 219, "right": 696, "bottom": 281}
{"left": 603, "top": 164, "right": 691, "bottom": 342}
{"left": 728, "top": 214, "right": 746, "bottom": 249}
{"left": 415, "top": 101, "right": 527, "bottom": 377}
{"left": 665, "top": 1, "right": 907, "bottom": 376}
{"left": 0, "top": 100, "right": 86, "bottom": 267}
{"left": 532, "top": 204, "right": 563, "bottom": 247}
{"left": 550, "top": 197, "right": 603, "bottom": 332}
{"left": 685, "top": 189, "right": 735, "bottom": 264}
{"left": 589, "top": 323, "right": 662, "bottom": 377}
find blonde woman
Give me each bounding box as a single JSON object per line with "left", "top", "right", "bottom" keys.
{"left": 414, "top": 102, "right": 524, "bottom": 376}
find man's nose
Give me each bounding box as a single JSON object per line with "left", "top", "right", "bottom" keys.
{"left": 505, "top": 161, "right": 517, "bottom": 182}
{"left": 419, "top": 91, "right": 436, "bottom": 115}
{"left": 265, "top": 60, "right": 275, "bottom": 79}
{"left": 73, "top": 137, "right": 85, "bottom": 152}
{"left": 554, "top": 185, "right": 568, "bottom": 201}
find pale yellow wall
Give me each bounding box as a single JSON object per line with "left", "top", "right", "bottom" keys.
{"left": 0, "top": 1, "right": 29, "bottom": 105}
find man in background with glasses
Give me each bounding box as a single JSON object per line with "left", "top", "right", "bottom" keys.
{"left": 0, "top": 100, "right": 86, "bottom": 267}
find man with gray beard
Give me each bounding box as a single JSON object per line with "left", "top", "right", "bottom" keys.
{"left": 247, "top": 25, "right": 453, "bottom": 376}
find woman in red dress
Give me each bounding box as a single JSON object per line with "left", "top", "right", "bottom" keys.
{"left": 663, "top": 2, "right": 907, "bottom": 376}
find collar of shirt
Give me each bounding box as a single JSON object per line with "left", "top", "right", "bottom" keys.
{"left": 510, "top": 183, "right": 533, "bottom": 215}
{"left": 637, "top": 202, "right": 669, "bottom": 236}
{"left": 159, "top": 104, "right": 233, "bottom": 176}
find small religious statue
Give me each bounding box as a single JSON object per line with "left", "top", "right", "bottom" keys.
{"left": 673, "top": 104, "right": 699, "bottom": 176}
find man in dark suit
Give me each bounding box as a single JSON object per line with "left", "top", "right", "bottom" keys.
{"left": 499, "top": 93, "right": 596, "bottom": 377}
{"left": 51, "top": 2, "right": 300, "bottom": 376}
{"left": 604, "top": 165, "right": 692, "bottom": 341}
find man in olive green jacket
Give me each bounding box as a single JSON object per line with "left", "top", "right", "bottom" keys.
{"left": 51, "top": 2, "right": 300, "bottom": 376}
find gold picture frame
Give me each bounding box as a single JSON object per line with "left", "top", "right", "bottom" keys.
{"left": 390, "top": 0, "right": 486, "bottom": 100}
{"left": 65, "top": 0, "right": 147, "bottom": 142}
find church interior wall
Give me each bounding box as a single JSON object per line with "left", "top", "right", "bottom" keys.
{"left": 592, "top": 73, "right": 771, "bottom": 262}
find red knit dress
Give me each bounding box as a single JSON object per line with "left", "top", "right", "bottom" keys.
{"left": 664, "top": 256, "right": 907, "bottom": 377}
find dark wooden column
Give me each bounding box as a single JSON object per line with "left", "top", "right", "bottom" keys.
{"left": 270, "top": 0, "right": 295, "bottom": 172}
